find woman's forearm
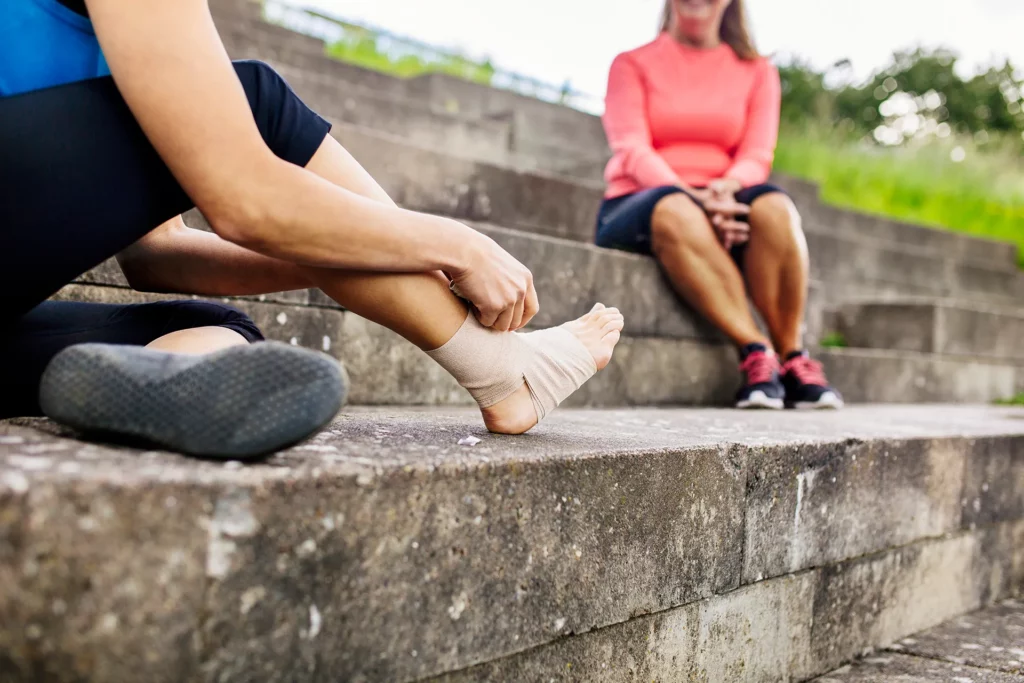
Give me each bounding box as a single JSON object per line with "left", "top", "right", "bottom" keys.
{"left": 117, "top": 217, "right": 314, "bottom": 296}
{"left": 216, "top": 157, "right": 478, "bottom": 274}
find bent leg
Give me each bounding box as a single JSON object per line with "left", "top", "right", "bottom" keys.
{"left": 650, "top": 193, "right": 768, "bottom": 349}
{"left": 0, "top": 300, "right": 262, "bottom": 418}
{"left": 742, "top": 191, "right": 809, "bottom": 357}
{"left": 294, "top": 136, "right": 623, "bottom": 433}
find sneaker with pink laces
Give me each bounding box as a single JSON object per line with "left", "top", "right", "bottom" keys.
{"left": 781, "top": 350, "right": 844, "bottom": 409}
{"left": 736, "top": 343, "right": 785, "bottom": 409}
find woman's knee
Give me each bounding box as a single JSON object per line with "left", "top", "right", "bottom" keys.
{"left": 161, "top": 300, "right": 265, "bottom": 344}
{"left": 749, "top": 193, "right": 802, "bottom": 233}
{"left": 232, "top": 60, "right": 330, "bottom": 166}
{"left": 650, "top": 193, "right": 717, "bottom": 255}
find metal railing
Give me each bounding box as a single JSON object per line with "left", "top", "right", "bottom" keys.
{"left": 262, "top": 0, "right": 603, "bottom": 113}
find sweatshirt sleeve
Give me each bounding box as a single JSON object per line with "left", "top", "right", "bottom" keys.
{"left": 724, "top": 60, "right": 781, "bottom": 187}
{"left": 601, "top": 53, "right": 681, "bottom": 189}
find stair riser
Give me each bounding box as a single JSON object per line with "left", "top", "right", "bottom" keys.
{"left": 820, "top": 349, "right": 1023, "bottom": 404}
{"left": 435, "top": 526, "right": 1024, "bottom": 682}
{"left": 4, "top": 418, "right": 1020, "bottom": 682}
{"left": 56, "top": 285, "right": 742, "bottom": 408}
{"left": 838, "top": 303, "right": 1024, "bottom": 362}
{"left": 330, "top": 126, "right": 1023, "bottom": 305}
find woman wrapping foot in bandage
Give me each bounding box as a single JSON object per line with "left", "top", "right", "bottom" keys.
{"left": 0, "top": 0, "right": 623, "bottom": 453}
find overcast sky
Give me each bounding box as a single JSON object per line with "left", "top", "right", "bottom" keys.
{"left": 284, "top": 0, "right": 1024, "bottom": 99}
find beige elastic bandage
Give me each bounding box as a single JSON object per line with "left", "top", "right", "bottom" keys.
{"left": 427, "top": 313, "right": 597, "bottom": 421}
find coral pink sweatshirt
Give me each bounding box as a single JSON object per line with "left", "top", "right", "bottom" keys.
{"left": 602, "top": 33, "right": 782, "bottom": 198}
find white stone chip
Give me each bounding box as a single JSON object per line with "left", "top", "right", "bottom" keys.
{"left": 458, "top": 436, "right": 482, "bottom": 447}
{"left": 306, "top": 604, "right": 322, "bottom": 639}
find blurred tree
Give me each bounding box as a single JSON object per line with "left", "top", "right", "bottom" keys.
{"left": 776, "top": 48, "right": 1024, "bottom": 148}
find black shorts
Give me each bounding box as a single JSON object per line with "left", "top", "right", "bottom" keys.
{"left": 594, "top": 183, "right": 788, "bottom": 265}
{"left": 0, "top": 59, "right": 331, "bottom": 320}
{"left": 0, "top": 300, "right": 264, "bottom": 419}
{"left": 0, "top": 60, "right": 330, "bottom": 417}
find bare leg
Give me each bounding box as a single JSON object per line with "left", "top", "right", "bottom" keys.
{"left": 650, "top": 194, "right": 769, "bottom": 349}
{"left": 743, "top": 193, "right": 809, "bottom": 358}
{"left": 299, "top": 136, "right": 623, "bottom": 433}
{"left": 145, "top": 326, "right": 249, "bottom": 354}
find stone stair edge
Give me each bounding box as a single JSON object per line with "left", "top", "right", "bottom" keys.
{"left": 3, "top": 407, "right": 1023, "bottom": 681}
{"left": 819, "top": 345, "right": 1024, "bottom": 368}
{"left": 325, "top": 122, "right": 1020, "bottom": 273}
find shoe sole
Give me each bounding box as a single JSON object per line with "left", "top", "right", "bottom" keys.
{"left": 788, "top": 392, "right": 845, "bottom": 410}
{"left": 736, "top": 390, "right": 784, "bottom": 410}
{"left": 39, "top": 342, "right": 348, "bottom": 459}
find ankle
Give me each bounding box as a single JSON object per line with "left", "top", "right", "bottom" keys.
{"left": 739, "top": 340, "right": 775, "bottom": 359}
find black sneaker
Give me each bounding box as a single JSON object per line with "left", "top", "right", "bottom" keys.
{"left": 781, "top": 350, "right": 844, "bottom": 409}
{"left": 39, "top": 342, "right": 348, "bottom": 458}
{"left": 736, "top": 343, "right": 785, "bottom": 409}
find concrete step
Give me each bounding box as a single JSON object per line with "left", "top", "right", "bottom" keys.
{"left": 215, "top": 10, "right": 611, "bottom": 182}
{"left": 2, "top": 406, "right": 1022, "bottom": 681}
{"left": 276, "top": 66, "right": 516, "bottom": 169}
{"left": 56, "top": 283, "right": 744, "bottom": 408}
{"left": 77, "top": 217, "right": 738, "bottom": 344}
{"left": 814, "top": 599, "right": 1024, "bottom": 682}
{"left": 835, "top": 298, "right": 1024, "bottom": 362}
{"left": 803, "top": 232, "right": 1024, "bottom": 308}
{"left": 331, "top": 124, "right": 1024, "bottom": 307}
{"left": 820, "top": 347, "right": 1024, "bottom": 404}
{"left": 212, "top": 9, "right": 1021, "bottom": 274}
{"left": 799, "top": 199, "right": 1020, "bottom": 273}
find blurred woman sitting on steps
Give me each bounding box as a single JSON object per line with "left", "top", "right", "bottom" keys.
{"left": 596, "top": 0, "right": 842, "bottom": 409}
{"left": 0, "top": 0, "right": 623, "bottom": 458}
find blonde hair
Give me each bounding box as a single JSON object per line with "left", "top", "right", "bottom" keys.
{"left": 660, "top": 0, "right": 759, "bottom": 60}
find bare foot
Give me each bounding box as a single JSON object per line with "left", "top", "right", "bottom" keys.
{"left": 481, "top": 304, "right": 624, "bottom": 434}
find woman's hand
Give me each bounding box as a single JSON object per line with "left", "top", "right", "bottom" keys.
{"left": 708, "top": 178, "right": 744, "bottom": 200}
{"left": 448, "top": 233, "right": 540, "bottom": 332}
{"left": 709, "top": 210, "right": 750, "bottom": 250}
{"left": 688, "top": 187, "right": 750, "bottom": 250}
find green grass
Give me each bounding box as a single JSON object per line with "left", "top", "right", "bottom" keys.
{"left": 325, "top": 35, "right": 495, "bottom": 85}
{"left": 819, "top": 332, "right": 848, "bottom": 348}
{"left": 775, "top": 125, "right": 1024, "bottom": 267}
{"left": 995, "top": 393, "right": 1024, "bottom": 406}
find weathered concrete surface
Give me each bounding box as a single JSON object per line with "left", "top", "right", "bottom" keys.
{"left": 743, "top": 437, "right": 972, "bottom": 582}
{"left": 0, "top": 433, "right": 210, "bottom": 682}
{"left": 437, "top": 529, "right": 1024, "bottom": 683}
{"left": 798, "top": 199, "right": 1020, "bottom": 272}
{"left": 892, "top": 599, "right": 1024, "bottom": 675}
{"left": 3, "top": 407, "right": 1024, "bottom": 681}
{"left": 962, "top": 438, "right": 1024, "bottom": 530}
{"left": 814, "top": 653, "right": 1024, "bottom": 682}
{"left": 820, "top": 347, "right": 1022, "bottom": 404}
{"left": 837, "top": 299, "right": 1024, "bottom": 362}
{"left": 432, "top": 573, "right": 818, "bottom": 683}
{"left": 281, "top": 68, "right": 515, "bottom": 166}
{"left": 810, "top": 532, "right": 1000, "bottom": 672}
{"left": 474, "top": 223, "right": 726, "bottom": 341}
{"left": 332, "top": 123, "right": 605, "bottom": 242}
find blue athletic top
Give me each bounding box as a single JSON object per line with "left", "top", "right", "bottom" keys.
{"left": 0, "top": 0, "right": 109, "bottom": 97}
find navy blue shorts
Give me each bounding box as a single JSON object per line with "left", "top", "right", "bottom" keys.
{"left": 594, "top": 183, "right": 788, "bottom": 266}
{"left": 0, "top": 299, "right": 264, "bottom": 418}
{"left": 0, "top": 60, "right": 332, "bottom": 321}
